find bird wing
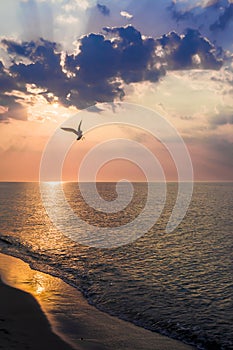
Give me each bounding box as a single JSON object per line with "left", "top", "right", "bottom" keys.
{"left": 77, "top": 120, "right": 82, "bottom": 132}
{"left": 61, "top": 127, "right": 78, "bottom": 135}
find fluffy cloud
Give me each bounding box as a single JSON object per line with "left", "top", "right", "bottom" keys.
{"left": 0, "top": 25, "right": 224, "bottom": 121}
{"left": 120, "top": 11, "right": 133, "bottom": 20}
{"left": 102, "top": 26, "right": 165, "bottom": 83}
{"left": 157, "top": 28, "right": 223, "bottom": 70}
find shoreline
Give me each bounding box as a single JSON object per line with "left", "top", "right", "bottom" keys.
{"left": 0, "top": 277, "right": 75, "bottom": 350}
{"left": 0, "top": 252, "right": 195, "bottom": 350}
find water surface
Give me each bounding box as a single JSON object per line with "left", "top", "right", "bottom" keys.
{"left": 0, "top": 182, "right": 232, "bottom": 349}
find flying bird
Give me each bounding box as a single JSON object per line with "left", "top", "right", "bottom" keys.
{"left": 61, "top": 120, "right": 84, "bottom": 140}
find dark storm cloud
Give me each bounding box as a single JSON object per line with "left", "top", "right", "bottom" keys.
{"left": 2, "top": 37, "right": 59, "bottom": 62}
{"left": 64, "top": 33, "right": 124, "bottom": 108}
{"left": 97, "top": 3, "right": 110, "bottom": 16}
{"left": 1, "top": 39, "right": 36, "bottom": 57}
{"left": 0, "top": 57, "right": 28, "bottom": 122}
{"left": 4, "top": 38, "right": 68, "bottom": 105}
{"left": 210, "top": 3, "right": 233, "bottom": 31}
{"left": 64, "top": 26, "right": 166, "bottom": 107}
{"left": 72, "top": 33, "right": 118, "bottom": 83}
{"left": 0, "top": 25, "right": 224, "bottom": 121}
{"left": 103, "top": 26, "right": 165, "bottom": 83}
{"left": 157, "top": 28, "right": 223, "bottom": 70}
{"left": 0, "top": 38, "right": 64, "bottom": 121}
{"left": 0, "top": 63, "right": 17, "bottom": 92}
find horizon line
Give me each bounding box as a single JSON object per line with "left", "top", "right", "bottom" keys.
{"left": 1, "top": 180, "right": 233, "bottom": 183}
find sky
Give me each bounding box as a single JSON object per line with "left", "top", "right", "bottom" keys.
{"left": 0, "top": 0, "right": 233, "bottom": 181}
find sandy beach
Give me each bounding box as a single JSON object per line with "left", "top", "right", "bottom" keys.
{"left": 0, "top": 253, "right": 195, "bottom": 350}
{"left": 0, "top": 278, "right": 74, "bottom": 350}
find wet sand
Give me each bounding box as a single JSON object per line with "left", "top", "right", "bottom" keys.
{"left": 0, "top": 253, "right": 195, "bottom": 350}
{"left": 0, "top": 278, "right": 74, "bottom": 350}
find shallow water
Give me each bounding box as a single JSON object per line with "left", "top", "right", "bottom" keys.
{"left": 0, "top": 182, "right": 233, "bottom": 349}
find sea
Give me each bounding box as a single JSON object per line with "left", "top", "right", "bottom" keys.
{"left": 0, "top": 182, "right": 232, "bottom": 350}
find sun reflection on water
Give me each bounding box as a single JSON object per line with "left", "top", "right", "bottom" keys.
{"left": 0, "top": 253, "right": 82, "bottom": 348}
{"left": 0, "top": 254, "right": 53, "bottom": 301}
{"left": 33, "top": 272, "right": 46, "bottom": 295}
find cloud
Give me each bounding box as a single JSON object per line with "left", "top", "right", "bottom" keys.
{"left": 168, "top": 0, "right": 224, "bottom": 22}
{"left": 120, "top": 11, "right": 133, "bottom": 20}
{"left": 167, "top": 1, "right": 193, "bottom": 22}
{"left": 0, "top": 93, "right": 28, "bottom": 122}
{"left": 157, "top": 28, "right": 223, "bottom": 70}
{"left": 2, "top": 38, "right": 36, "bottom": 59}
{"left": 202, "top": 0, "right": 222, "bottom": 8}
{"left": 216, "top": 113, "right": 233, "bottom": 125}
{"left": 63, "top": 25, "right": 167, "bottom": 105}
{"left": 97, "top": 3, "right": 110, "bottom": 16}
{"left": 210, "top": 3, "right": 233, "bottom": 30}
{"left": 166, "top": 0, "right": 233, "bottom": 50}
{"left": 211, "top": 109, "right": 233, "bottom": 126}
{"left": 0, "top": 105, "right": 8, "bottom": 114}
{"left": 102, "top": 25, "right": 165, "bottom": 83}
{"left": 0, "top": 25, "right": 224, "bottom": 121}
{"left": 0, "top": 58, "right": 28, "bottom": 121}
